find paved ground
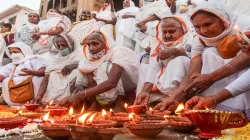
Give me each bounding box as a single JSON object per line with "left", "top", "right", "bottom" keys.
{"left": 0, "top": 128, "right": 200, "bottom": 140}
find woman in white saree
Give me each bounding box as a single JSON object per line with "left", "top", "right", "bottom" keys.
{"left": 58, "top": 31, "right": 139, "bottom": 112}
{"left": 32, "top": 34, "right": 83, "bottom": 104}
{"left": 0, "top": 42, "right": 46, "bottom": 106}
{"left": 115, "top": 0, "right": 139, "bottom": 50}
{"left": 135, "top": 16, "right": 193, "bottom": 105}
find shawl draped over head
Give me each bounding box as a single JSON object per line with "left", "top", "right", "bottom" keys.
{"left": 78, "top": 31, "right": 140, "bottom": 85}
{"left": 46, "top": 34, "right": 83, "bottom": 72}
{"left": 190, "top": 1, "right": 250, "bottom": 58}
{"left": 150, "top": 15, "right": 193, "bottom": 59}
{"left": 6, "top": 42, "right": 38, "bottom": 65}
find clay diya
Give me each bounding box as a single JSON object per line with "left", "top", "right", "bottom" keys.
{"left": 183, "top": 110, "right": 248, "bottom": 139}
{"left": 38, "top": 124, "right": 71, "bottom": 140}
{"left": 20, "top": 112, "right": 44, "bottom": 119}
{"left": 46, "top": 107, "right": 68, "bottom": 117}
{"left": 106, "top": 112, "right": 130, "bottom": 126}
{"left": 24, "top": 104, "right": 40, "bottom": 111}
{"left": 166, "top": 116, "right": 196, "bottom": 133}
{"left": 0, "top": 117, "right": 27, "bottom": 129}
{"left": 124, "top": 120, "right": 167, "bottom": 137}
{"left": 125, "top": 105, "right": 146, "bottom": 114}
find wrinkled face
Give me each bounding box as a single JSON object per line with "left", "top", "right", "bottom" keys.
{"left": 80, "top": 10, "right": 92, "bottom": 21}
{"left": 123, "top": 0, "right": 130, "bottom": 8}
{"left": 48, "top": 9, "right": 57, "bottom": 13}
{"left": 1, "top": 26, "right": 10, "bottom": 33}
{"left": 192, "top": 12, "right": 225, "bottom": 38}
{"left": 102, "top": 3, "right": 109, "bottom": 11}
{"left": 87, "top": 33, "right": 106, "bottom": 55}
{"left": 9, "top": 47, "right": 22, "bottom": 54}
{"left": 28, "top": 13, "right": 40, "bottom": 24}
{"left": 56, "top": 37, "right": 69, "bottom": 50}
{"left": 162, "top": 19, "right": 184, "bottom": 42}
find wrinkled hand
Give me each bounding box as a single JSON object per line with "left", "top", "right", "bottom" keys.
{"left": 19, "top": 68, "right": 34, "bottom": 76}
{"left": 139, "top": 25, "right": 147, "bottom": 33}
{"left": 157, "top": 49, "right": 175, "bottom": 61}
{"left": 61, "top": 66, "right": 73, "bottom": 76}
{"left": 134, "top": 92, "right": 150, "bottom": 105}
{"left": 153, "top": 96, "right": 180, "bottom": 111}
{"left": 30, "top": 94, "right": 43, "bottom": 104}
{"left": 184, "top": 74, "right": 215, "bottom": 96}
{"left": 185, "top": 96, "right": 216, "bottom": 110}
{"left": 32, "top": 34, "right": 40, "bottom": 40}
{"left": 57, "top": 94, "right": 82, "bottom": 107}
{"left": 137, "top": 21, "right": 146, "bottom": 28}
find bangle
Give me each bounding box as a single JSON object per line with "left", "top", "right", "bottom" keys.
{"left": 226, "top": 63, "right": 237, "bottom": 73}
{"left": 211, "top": 95, "right": 217, "bottom": 106}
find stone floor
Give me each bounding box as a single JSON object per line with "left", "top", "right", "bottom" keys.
{"left": 0, "top": 128, "right": 201, "bottom": 140}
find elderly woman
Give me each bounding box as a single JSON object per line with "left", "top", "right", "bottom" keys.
{"left": 185, "top": 32, "right": 250, "bottom": 118}
{"left": 32, "top": 8, "right": 71, "bottom": 58}
{"left": 15, "top": 13, "right": 40, "bottom": 47}
{"left": 154, "top": 1, "right": 250, "bottom": 114}
{"left": 115, "top": 0, "right": 139, "bottom": 50}
{"left": 32, "top": 35, "right": 83, "bottom": 104}
{"left": 135, "top": 16, "right": 193, "bottom": 105}
{"left": 0, "top": 42, "right": 46, "bottom": 106}
{"left": 58, "top": 31, "right": 139, "bottom": 112}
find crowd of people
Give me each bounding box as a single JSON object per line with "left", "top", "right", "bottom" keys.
{"left": 1, "top": 0, "right": 250, "bottom": 118}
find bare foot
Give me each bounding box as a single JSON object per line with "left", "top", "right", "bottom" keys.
{"left": 113, "top": 95, "right": 126, "bottom": 113}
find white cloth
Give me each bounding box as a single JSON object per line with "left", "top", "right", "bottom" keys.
{"left": 116, "top": 1, "right": 139, "bottom": 50}
{"left": 78, "top": 31, "right": 139, "bottom": 101}
{"left": 190, "top": 1, "right": 250, "bottom": 116}
{"left": 223, "top": 0, "right": 250, "bottom": 16}
{"left": 67, "top": 19, "right": 105, "bottom": 46}
{"left": 134, "top": 1, "right": 171, "bottom": 53}
{"left": 15, "top": 23, "right": 37, "bottom": 47}
{"left": 137, "top": 16, "right": 192, "bottom": 102}
{"left": 42, "top": 35, "right": 83, "bottom": 102}
{"left": 0, "top": 43, "right": 46, "bottom": 106}
{"left": 0, "top": 36, "right": 6, "bottom": 66}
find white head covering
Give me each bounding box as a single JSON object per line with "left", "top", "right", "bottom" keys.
{"left": 6, "top": 42, "right": 34, "bottom": 65}
{"left": 191, "top": 1, "right": 238, "bottom": 46}
{"left": 46, "top": 35, "right": 83, "bottom": 72}
{"left": 124, "top": 0, "right": 135, "bottom": 8}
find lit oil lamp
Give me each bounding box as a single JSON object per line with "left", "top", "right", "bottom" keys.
{"left": 125, "top": 104, "right": 146, "bottom": 114}
{"left": 234, "top": 25, "right": 250, "bottom": 45}
{"left": 80, "top": 105, "right": 84, "bottom": 114}
{"left": 128, "top": 113, "right": 136, "bottom": 125}
{"left": 109, "top": 108, "right": 113, "bottom": 116}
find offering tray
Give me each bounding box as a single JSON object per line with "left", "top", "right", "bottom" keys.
{"left": 183, "top": 110, "right": 248, "bottom": 139}
{"left": 146, "top": 110, "right": 171, "bottom": 117}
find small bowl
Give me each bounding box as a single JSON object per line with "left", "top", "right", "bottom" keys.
{"left": 20, "top": 113, "right": 44, "bottom": 119}
{"left": 0, "top": 117, "right": 27, "bottom": 129}
{"left": 25, "top": 104, "right": 40, "bottom": 111}
{"left": 38, "top": 124, "right": 71, "bottom": 140}
{"left": 183, "top": 110, "right": 248, "bottom": 139}
{"left": 47, "top": 108, "right": 68, "bottom": 117}
{"left": 126, "top": 105, "right": 146, "bottom": 114}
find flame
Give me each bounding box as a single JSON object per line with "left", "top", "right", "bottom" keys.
{"left": 69, "top": 107, "right": 74, "bottom": 116}
{"left": 45, "top": 105, "right": 48, "bottom": 109}
{"left": 43, "top": 112, "right": 50, "bottom": 121}
{"left": 17, "top": 107, "right": 20, "bottom": 110}
{"left": 128, "top": 113, "right": 135, "bottom": 120}
{"left": 110, "top": 108, "right": 113, "bottom": 113}
{"left": 102, "top": 109, "right": 107, "bottom": 116}
{"left": 80, "top": 106, "right": 84, "bottom": 114}
{"left": 149, "top": 107, "right": 153, "bottom": 112}
{"left": 49, "top": 100, "right": 54, "bottom": 106}
{"left": 205, "top": 106, "right": 209, "bottom": 111}
{"left": 124, "top": 103, "right": 128, "bottom": 108}
{"left": 27, "top": 101, "right": 29, "bottom": 104}
{"left": 175, "top": 103, "right": 184, "bottom": 115}
{"left": 87, "top": 113, "right": 96, "bottom": 124}
{"left": 18, "top": 110, "right": 22, "bottom": 114}
{"left": 78, "top": 113, "right": 91, "bottom": 124}
{"left": 164, "top": 115, "right": 169, "bottom": 119}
